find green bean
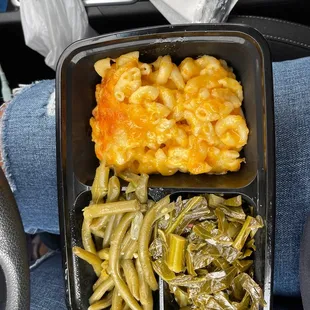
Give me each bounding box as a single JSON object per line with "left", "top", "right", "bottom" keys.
{"left": 73, "top": 247, "right": 102, "bottom": 277}
{"left": 135, "top": 174, "right": 149, "bottom": 204}
{"left": 89, "top": 276, "right": 114, "bottom": 305}
{"left": 91, "top": 227, "right": 105, "bottom": 239}
{"left": 111, "top": 289, "right": 123, "bottom": 310}
{"left": 135, "top": 257, "right": 153, "bottom": 308}
{"left": 93, "top": 269, "right": 109, "bottom": 291}
{"left": 101, "top": 260, "right": 109, "bottom": 270}
{"left": 102, "top": 215, "right": 116, "bottom": 248}
{"left": 140, "top": 204, "right": 148, "bottom": 213}
{"left": 147, "top": 200, "right": 156, "bottom": 210}
{"left": 88, "top": 290, "right": 113, "bottom": 310}
{"left": 118, "top": 171, "right": 140, "bottom": 185}
{"left": 123, "top": 240, "right": 138, "bottom": 260}
{"left": 100, "top": 176, "right": 121, "bottom": 248}
{"left": 131, "top": 212, "right": 144, "bottom": 241}
{"left": 121, "top": 259, "right": 140, "bottom": 301}
{"left": 126, "top": 182, "right": 136, "bottom": 194}
{"left": 98, "top": 248, "right": 110, "bottom": 260}
{"left": 109, "top": 213, "right": 142, "bottom": 310}
{"left": 82, "top": 217, "right": 96, "bottom": 254}
{"left": 91, "top": 215, "right": 110, "bottom": 231}
{"left": 107, "top": 176, "right": 121, "bottom": 202}
{"left": 92, "top": 164, "right": 110, "bottom": 203}
{"left": 138, "top": 195, "right": 170, "bottom": 291}
{"left": 121, "top": 231, "right": 132, "bottom": 254}
{"left": 84, "top": 200, "right": 140, "bottom": 219}
{"left": 115, "top": 213, "right": 123, "bottom": 227}
{"left": 126, "top": 192, "right": 137, "bottom": 201}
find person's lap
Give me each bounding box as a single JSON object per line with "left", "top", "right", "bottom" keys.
{"left": 30, "top": 251, "right": 66, "bottom": 310}
{"left": 3, "top": 57, "right": 310, "bottom": 309}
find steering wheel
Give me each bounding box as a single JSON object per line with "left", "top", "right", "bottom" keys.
{"left": 0, "top": 168, "right": 30, "bottom": 310}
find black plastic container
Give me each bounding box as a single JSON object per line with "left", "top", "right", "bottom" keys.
{"left": 56, "top": 24, "right": 275, "bottom": 310}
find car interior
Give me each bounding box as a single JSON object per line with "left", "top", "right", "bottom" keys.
{"left": 1, "top": 0, "right": 310, "bottom": 309}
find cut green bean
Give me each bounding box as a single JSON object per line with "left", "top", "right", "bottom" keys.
{"left": 89, "top": 276, "right": 114, "bottom": 305}
{"left": 101, "top": 260, "right": 109, "bottom": 270}
{"left": 93, "top": 269, "right": 109, "bottom": 291}
{"left": 118, "top": 171, "right": 140, "bottom": 185}
{"left": 109, "top": 213, "right": 142, "bottom": 310}
{"left": 107, "top": 176, "right": 121, "bottom": 202}
{"left": 126, "top": 192, "right": 137, "bottom": 201}
{"left": 121, "top": 231, "right": 132, "bottom": 254}
{"left": 91, "top": 227, "right": 105, "bottom": 239}
{"left": 82, "top": 217, "right": 96, "bottom": 254}
{"left": 121, "top": 259, "right": 140, "bottom": 301}
{"left": 102, "top": 215, "right": 116, "bottom": 248}
{"left": 138, "top": 195, "right": 170, "bottom": 291}
{"left": 135, "top": 174, "right": 149, "bottom": 203}
{"left": 84, "top": 200, "right": 140, "bottom": 219}
{"left": 131, "top": 212, "right": 144, "bottom": 241}
{"left": 115, "top": 213, "right": 123, "bottom": 227}
{"left": 126, "top": 182, "right": 136, "bottom": 194}
{"left": 91, "top": 163, "right": 110, "bottom": 203}
{"left": 136, "top": 257, "right": 153, "bottom": 308}
{"left": 123, "top": 240, "right": 138, "bottom": 260}
{"left": 88, "top": 290, "right": 113, "bottom": 310}
{"left": 73, "top": 246, "right": 102, "bottom": 277}
{"left": 90, "top": 215, "right": 110, "bottom": 231}
{"left": 98, "top": 248, "right": 110, "bottom": 260}
{"left": 100, "top": 176, "right": 121, "bottom": 248}
{"left": 111, "top": 289, "right": 123, "bottom": 310}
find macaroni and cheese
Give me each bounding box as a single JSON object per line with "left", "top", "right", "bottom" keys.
{"left": 91, "top": 52, "right": 249, "bottom": 175}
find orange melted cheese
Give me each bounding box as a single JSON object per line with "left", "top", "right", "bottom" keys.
{"left": 91, "top": 53, "right": 249, "bottom": 175}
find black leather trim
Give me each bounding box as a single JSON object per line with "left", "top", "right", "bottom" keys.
{"left": 228, "top": 15, "right": 310, "bottom": 61}
{"left": 0, "top": 169, "right": 29, "bottom": 310}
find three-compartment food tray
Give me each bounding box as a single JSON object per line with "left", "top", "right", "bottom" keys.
{"left": 56, "top": 24, "right": 275, "bottom": 309}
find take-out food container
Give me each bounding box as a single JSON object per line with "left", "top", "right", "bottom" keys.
{"left": 56, "top": 24, "right": 275, "bottom": 310}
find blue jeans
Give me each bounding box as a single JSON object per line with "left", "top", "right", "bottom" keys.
{"left": 3, "top": 57, "right": 310, "bottom": 309}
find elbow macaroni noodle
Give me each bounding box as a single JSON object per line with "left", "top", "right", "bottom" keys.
{"left": 91, "top": 52, "right": 249, "bottom": 175}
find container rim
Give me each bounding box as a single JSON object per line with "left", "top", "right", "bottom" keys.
{"left": 56, "top": 23, "right": 271, "bottom": 75}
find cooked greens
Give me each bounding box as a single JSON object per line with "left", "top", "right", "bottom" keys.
{"left": 151, "top": 193, "right": 266, "bottom": 309}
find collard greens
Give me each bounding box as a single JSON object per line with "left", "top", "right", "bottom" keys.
{"left": 150, "top": 194, "right": 266, "bottom": 309}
